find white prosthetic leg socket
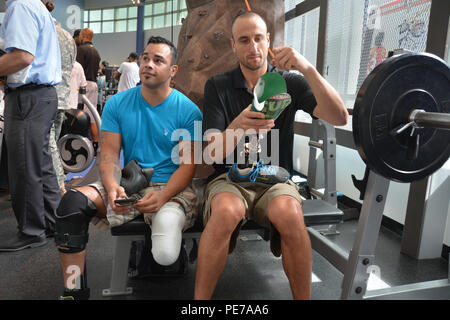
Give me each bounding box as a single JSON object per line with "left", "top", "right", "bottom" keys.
{"left": 150, "top": 202, "right": 186, "bottom": 266}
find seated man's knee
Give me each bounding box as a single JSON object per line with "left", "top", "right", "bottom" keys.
{"left": 151, "top": 203, "right": 185, "bottom": 266}
{"left": 210, "top": 192, "right": 245, "bottom": 231}
{"left": 55, "top": 188, "right": 98, "bottom": 254}
{"left": 268, "top": 196, "right": 305, "bottom": 234}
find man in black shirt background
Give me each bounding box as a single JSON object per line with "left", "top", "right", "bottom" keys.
{"left": 195, "top": 12, "right": 348, "bottom": 300}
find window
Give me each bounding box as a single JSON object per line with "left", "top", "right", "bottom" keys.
{"left": 128, "top": 7, "right": 138, "bottom": 19}
{"left": 285, "top": 0, "right": 433, "bottom": 109}
{"left": 143, "top": 0, "right": 188, "bottom": 30}
{"left": 89, "top": 22, "right": 101, "bottom": 34}
{"left": 165, "top": 13, "right": 174, "bottom": 27}
{"left": 83, "top": 1, "right": 188, "bottom": 34}
{"left": 102, "top": 21, "right": 114, "bottom": 33}
{"left": 103, "top": 9, "right": 114, "bottom": 20}
{"left": 115, "top": 7, "right": 127, "bottom": 20}
{"left": 90, "top": 10, "right": 101, "bottom": 21}
{"left": 285, "top": 0, "right": 304, "bottom": 12}
{"left": 115, "top": 20, "right": 127, "bottom": 33}
{"left": 144, "top": 17, "right": 153, "bottom": 30}
{"left": 128, "top": 19, "right": 138, "bottom": 32}
{"left": 153, "top": 15, "right": 165, "bottom": 29}
{"left": 144, "top": 4, "right": 153, "bottom": 16}
{"left": 285, "top": 7, "right": 320, "bottom": 68}
{"left": 154, "top": 2, "right": 165, "bottom": 15}
{"left": 324, "top": 0, "right": 432, "bottom": 106}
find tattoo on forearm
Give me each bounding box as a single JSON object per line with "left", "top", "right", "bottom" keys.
{"left": 99, "top": 154, "right": 121, "bottom": 183}
{"left": 113, "top": 165, "right": 121, "bottom": 183}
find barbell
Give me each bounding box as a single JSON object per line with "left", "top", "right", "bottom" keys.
{"left": 352, "top": 52, "right": 450, "bottom": 183}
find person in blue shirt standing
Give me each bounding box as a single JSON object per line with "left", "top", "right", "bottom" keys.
{"left": 0, "top": 0, "right": 62, "bottom": 251}
{"left": 54, "top": 36, "right": 203, "bottom": 300}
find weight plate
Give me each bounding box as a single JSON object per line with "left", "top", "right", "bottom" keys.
{"left": 353, "top": 53, "right": 450, "bottom": 183}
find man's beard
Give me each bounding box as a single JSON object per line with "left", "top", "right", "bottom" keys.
{"left": 141, "top": 73, "right": 172, "bottom": 89}
{"left": 241, "top": 56, "right": 266, "bottom": 71}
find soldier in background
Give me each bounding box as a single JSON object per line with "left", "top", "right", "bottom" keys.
{"left": 43, "top": 1, "right": 77, "bottom": 196}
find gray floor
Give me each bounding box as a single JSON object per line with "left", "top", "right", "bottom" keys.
{"left": 0, "top": 189, "right": 448, "bottom": 300}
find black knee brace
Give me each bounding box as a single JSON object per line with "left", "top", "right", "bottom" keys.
{"left": 55, "top": 189, "right": 98, "bottom": 253}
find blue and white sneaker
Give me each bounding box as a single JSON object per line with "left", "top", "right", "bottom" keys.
{"left": 58, "top": 288, "right": 90, "bottom": 300}
{"left": 226, "top": 161, "right": 290, "bottom": 187}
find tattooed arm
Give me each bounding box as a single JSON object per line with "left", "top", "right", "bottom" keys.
{"left": 98, "top": 130, "right": 129, "bottom": 214}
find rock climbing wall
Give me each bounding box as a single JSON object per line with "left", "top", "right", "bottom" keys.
{"left": 174, "top": 0, "right": 285, "bottom": 112}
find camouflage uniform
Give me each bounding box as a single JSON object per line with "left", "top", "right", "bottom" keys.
{"left": 89, "top": 181, "right": 199, "bottom": 232}
{"left": 48, "top": 20, "right": 77, "bottom": 193}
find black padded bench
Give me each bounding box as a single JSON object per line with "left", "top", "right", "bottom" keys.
{"left": 102, "top": 179, "right": 343, "bottom": 297}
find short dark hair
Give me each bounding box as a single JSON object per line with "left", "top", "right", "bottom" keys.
{"left": 231, "top": 11, "right": 267, "bottom": 38}
{"left": 73, "top": 29, "right": 81, "bottom": 38}
{"left": 146, "top": 36, "right": 178, "bottom": 65}
{"left": 128, "top": 52, "right": 139, "bottom": 60}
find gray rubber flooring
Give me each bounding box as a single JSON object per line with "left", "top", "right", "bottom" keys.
{"left": 0, "top": 189, "right": 448, "bottom": 301}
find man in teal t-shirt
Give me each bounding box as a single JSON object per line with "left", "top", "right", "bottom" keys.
{"left": 101, "top": 85, "right": 201, "bottom": 183}
{"left": 54, "top": 36, "right": 202, "bottom": 300}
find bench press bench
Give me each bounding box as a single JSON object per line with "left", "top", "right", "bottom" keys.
{"left": 102, "top": 182, "right": 343, "bottom": 297}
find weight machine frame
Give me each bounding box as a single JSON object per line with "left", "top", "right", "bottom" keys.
{"left": 308, "top": 170, "right": 450, "bottom": 299}
{"left": 67, "top": 91, "right": 102, "bottom": 187}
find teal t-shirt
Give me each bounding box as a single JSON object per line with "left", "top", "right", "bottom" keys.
{"left": 101, "top": 86, "right": 203, "bottom": 183}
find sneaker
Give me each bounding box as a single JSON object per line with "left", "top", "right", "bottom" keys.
{"left": 59, "top": 288, "right": 90, "bottom": 300}
{"left": 0, "top": 232, "right": 47, "bottom": 252}
{"left": 226, "top": 161, "right": 290, "bottom": 187}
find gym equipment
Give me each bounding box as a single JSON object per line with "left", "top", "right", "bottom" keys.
{"left": 310, "top": 52, "right": 450, "bottom": 300}
{"left": 306, "top": 119, "right": 344, "bottom": 236}
{"left": 58, "top": 89, "right": 102, "bottom": 186}
{"left": 58, "top": 133, "right": 95, "bottom": 173}
{"left": 352, "top": 52, "right": 450, "bottom": 183}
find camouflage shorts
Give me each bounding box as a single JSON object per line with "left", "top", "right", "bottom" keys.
{"left": 88, "top": 180, "right": 198, "bottom": 231}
